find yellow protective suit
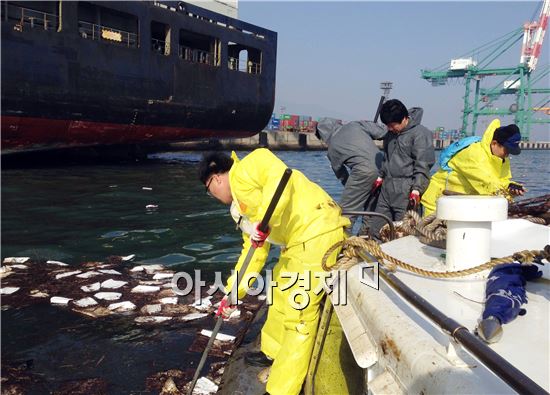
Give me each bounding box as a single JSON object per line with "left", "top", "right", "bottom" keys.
{"left": 421, "top": 120, "right": 512, "bottom": 216}
{"left": 225, "top": 148, "right": 350, "bottom": 395}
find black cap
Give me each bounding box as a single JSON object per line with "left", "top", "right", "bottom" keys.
{"left": 493, "top": 124, "right": 521, "bottom": 155}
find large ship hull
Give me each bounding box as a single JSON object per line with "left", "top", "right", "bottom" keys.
{"left": 1, "top": 1, "right": 277, "bottom": 153}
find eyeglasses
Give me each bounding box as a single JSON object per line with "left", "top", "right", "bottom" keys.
{"left": 205, "top": 176, "right": 214, "bottom": 197}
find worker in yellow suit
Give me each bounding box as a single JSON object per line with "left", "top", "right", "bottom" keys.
{"left": 198, "top": 148, "right": 350, "bottom": 395}
{"left": 421, "top": 120, "right": 525, "bottom": 216}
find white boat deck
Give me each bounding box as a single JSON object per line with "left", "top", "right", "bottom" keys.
{"left": 333, "top": 219, "right": 549, "bottom": 393}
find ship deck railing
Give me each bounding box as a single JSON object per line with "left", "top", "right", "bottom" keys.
{"left": 3, "top": 3, "right": 58, "bottom": 32}
{"left": 179, "top": 45, "right": 217, "bottom": 66}
{"left": 78, "top": 21, "right": 138, "bottom": 48}
{"left": 228, "top": 57, "right": 262, "bottom": 75}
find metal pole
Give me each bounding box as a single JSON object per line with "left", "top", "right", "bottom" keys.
{"left": 517, "top": 67, "right": 526, "bottom": 136}
{"left": 526, "top": 72, "right": 532, "bottom": 141}
{"left": 373, "top": 96, "right": 385, "bottom": 123}
{"left": 472, "top": 78, "right": 481, "bottom": 135}
{"left": 462, "top": 73, "right": 472, "bottom": 135}
{"left": 378, "top": 267, "right": 546, "bottom": 395}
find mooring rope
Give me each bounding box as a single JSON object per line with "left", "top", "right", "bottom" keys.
{"left": 321, "top": 237, "right": 550, "bottom": 279}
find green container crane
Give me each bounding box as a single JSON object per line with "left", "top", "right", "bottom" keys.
{"left": 421, "top": 1, "right": 549, "bottom": 141}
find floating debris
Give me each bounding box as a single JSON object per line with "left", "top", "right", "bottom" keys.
{"left": 81, "top": 282, "right": 101, "bottom": 293}
{"left": 74, "top": 297, "right": 98, "bottom": 308}
{"left": 1, "top": 255, "right": 266, "bottom": 394}
{"left": 29, "top": 289, "right": 49, "bottom": 298}
{"left": 9, "top": 264, "right": 28, "bottom": 270}
{"left": 94, "top": 292, "right": 122, "bottom": 301}
{"left": 55, "top": 270, "right": 82, "bottom": 279}
{"left": 146, "top": 204, "right": 158, "bottom": 209}
{"left": 0, "top": 266, "right": 13, "bottom": 279}
{"left": 180, "top": 313, "right": 208, "bottom": 322}
{"left": 146, "top": 369, "right": 194, "bottom": 395}
{"left": 1, "top": 287, "right": 20, "bottom": 295}
{"left": 76, "top": 271, "right": 101, "bottom": 279}
{"left": 190, "top": 296, "right": 212, "bottom": 311}
{"left": 135, "top": 316, "right": 172, "bottom": 324}
{"left": 131, "top": 285, "right": 160, "bottom": 293}
{"left": 3, "top": 257, "right": 30, "bottom": 264}
{"left": 98, "top": 269, "right": 121, "bottom": 275}
{"left": 50, "top": 296, "right": 72, "bottom": 305}
{"left": 101, "top": 279, "right": 127, "bottom": 289}
{"left": 108, "top": 301, "right": 137, "bottom": 312}
{"left": 122, "top": 254, "right": 136, "bottom": 261}
{"left": 160, "top": 376, "right": 180, "bottom": 395}
{"left": 47, "top": 260, "right": 69, "bottom": 266}
{"left": 160, "top": 297, "right": 178, "bottom": 305}
{"left": 162, "top": 304, "right": 194, "bottom": 315}
{"left": 74, "top": 306, "right": 112, "bottom": 318}
{"left": 192, "top": 377, "right": 219, "bottom": 394}
{"left": 141, "top": 304, "right": 162, "bottom": 315}
{"left": 144, "top": 264, "right": 166, "bottom": 273}
{"left": 199, "top": 329, "right": 235, "bottom": 342}
{"left": 142, "top": 187, "right": 153, "bottom": 191}
{"left": 153, "top": 272, "right": 174, "bottom": 280}
{"left": 139, "top": 280, "right": 163, "bottom": 286}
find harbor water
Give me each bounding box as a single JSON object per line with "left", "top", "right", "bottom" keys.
{"left": 1, "top": 149, "right": 549, "bottom": 393}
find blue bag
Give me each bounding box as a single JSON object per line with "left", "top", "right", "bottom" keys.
{"left": 482, "top": 263, "right": 542, "bottom": 324}
{"left": 439, "top": 136, "right": 481, "bottom": 172}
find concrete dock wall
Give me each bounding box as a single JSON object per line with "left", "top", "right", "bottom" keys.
{"left": 169, "top": 131, "right": 550, "bottom": 151}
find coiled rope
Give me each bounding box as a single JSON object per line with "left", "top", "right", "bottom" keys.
{"left": 400, "top": 211, "right": 447, "bottom": 242}
{"left": 321, "top": 237, "right": 550, "bottom": 279}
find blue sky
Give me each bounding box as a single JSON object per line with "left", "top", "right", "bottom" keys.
{"left": 239, "top": 1, "right": 550, "bottom": 140}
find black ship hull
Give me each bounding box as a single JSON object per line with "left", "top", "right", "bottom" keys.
{"left": 1, "top": 1, "right": 277, "bottom": 153}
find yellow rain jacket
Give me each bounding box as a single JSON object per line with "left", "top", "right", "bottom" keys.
{"left": 225, "top": 148, "right": 349, "bottom": 298}
{"left": 421, "top": 120, "right": 512, "bottom": 216}
{"left": 224, "top": 148, "right": 349, "bottom": 395}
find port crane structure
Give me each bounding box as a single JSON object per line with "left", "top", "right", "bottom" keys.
{"left": 421, "top": 0, "right": 549, "bottom": 140}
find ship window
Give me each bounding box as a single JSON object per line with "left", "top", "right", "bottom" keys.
{"left": 77, "top": 2, "right": 138, "bottom": 48}
{"left": 151, "top": 21, "right": 170, "bottom": 56}
{"left": 179, "top": 29, "right": 220, "bottom": 66}
{"left": 3, "top": 1, "right": 59, "bottom": 32}
{"left": 228, "top": 42, "right": 262, "bottom": 75}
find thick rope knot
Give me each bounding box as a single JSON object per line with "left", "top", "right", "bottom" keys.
{"left": 401, "top": 210, "right": 447, "bottom": 242}
{"left": 516, "top": 245, "right": 550, "bottom": 265}
{"left": 513, "top": 250, "right": 536, "bottom": 264}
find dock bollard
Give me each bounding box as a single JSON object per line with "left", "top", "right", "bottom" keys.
{"left": 436, "top": 196, "right": 507, "bottom": 277}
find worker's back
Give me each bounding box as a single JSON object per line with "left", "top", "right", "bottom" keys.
{"left": 316, "top": 118, "right": 386, "bottom": 171}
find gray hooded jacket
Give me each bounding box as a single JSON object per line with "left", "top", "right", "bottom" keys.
{"left": 316, "top": 118, "right": 386, "bottom": 185}
{"left": 379, "top": 107, "right": 435, "bottom": 196}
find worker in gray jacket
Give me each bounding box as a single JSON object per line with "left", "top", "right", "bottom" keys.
{"left": 370, "top": 99, "right": 435, "bottom": 236}
{"left": 316, "top": 118, "right": 386, "bottom": 234}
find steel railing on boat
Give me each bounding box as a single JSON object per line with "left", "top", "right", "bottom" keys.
{"left": 228, "top": 57, "right": 262, "bottom": 74}
{"left": 179, "top": 46, "right": 217, "bottom": 66}
{"left": 78, "top": 21, "right": 138, "bottom": 48}
{"left": 4, "top": 4, "right": 59, "bottom": 31}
